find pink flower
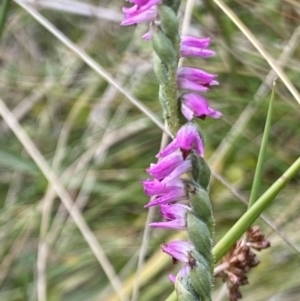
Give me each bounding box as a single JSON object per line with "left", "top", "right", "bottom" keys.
{"left": 169, "top": 274, "right": 176, "bottom": 283}
{"left": 162, "top": 241, "right": 195, "bottom": 264}
{"left": 142, "top": 30, "right": 152, "bottom": 40}
{"left": 142, "top": 177, "right": 184, "bottom": 196}
{"left": 161, "top": 160, "right": 192, "bottom": 183}
{"left": 121, "top": 6, "right": 157, "bottom": 26}
{"left": 181, "top": 36, "right": 211, "bottom": 48}
{"left": 177, "top": 67, "right": 218, "bottom": 92}
{"left": 143, "top": 167, "right": 188, "bottom": 207}
{"left": 142, "top": 34, "right": 215, "bottom": 57}
{"left": 180, "top": 45, "right": 215, "bottom": 58}
{"left": 181, "top": 93, "right": 222, "bottom": 121}
{"left": 143, "top": 158, "right": 191, "bottom": 194}
{"left": 144, "top": 189, "right": 187, "bottom": 207}
{"left": 180, "top": 36, "right": 215, "bottom": 58}
{"left": 147, "top": 150, "right": 184, "bottom": 179}
{"left": 121, "top": 0, "right": 162, "bottom": 26}
{"left": 143, "top": 159, "right": 191, "bottom": 207}
{"left": 149, "top": 204, "right": 189, "bottom": 230}
{"left": 158, "top": 123, "right": 204, "bottom": 158}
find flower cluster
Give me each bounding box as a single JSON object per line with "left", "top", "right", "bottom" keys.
{"left": 216, "top": 226, "right": 270, "bottom": 301}
{"left": 121, "top": 3, "right": 271, "bottom": 300}
{"left": 143, "top": 123, "right": 203, "bottom": 208}
{"left": 121, "top": 1, "right": 221, "bottom": 122}
{"left": 121, "top": 0, "right": 161, "bottom": 26}
{"left": 142, "top": 123, "right": 205, "bottom": 279}
{"left": 177, "top": 66, "right": 221, "bottom": 121}
{"left": 121, "top": 0, "right": 220, "bottom": 292}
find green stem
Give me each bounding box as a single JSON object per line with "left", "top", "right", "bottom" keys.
{"left": 0, "top": 0, "right": 11, "bottom": 42}
{"left": 164, "top": 65, "right": 181, "bottom": 134}
{"left": 248, "top": 85, "right": 274, "bottom": 208}
{"left": 213, "top": 156, "right": 300, "bottom": 261}
{"left": 164, "top": 156, "right": 300, "bottom": 301}
{"left": 154, "top": 4, "right": 181, "bottom": 135}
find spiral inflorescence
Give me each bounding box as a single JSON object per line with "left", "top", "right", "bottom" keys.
{"left": 121, "top": 1, "right": 221, "bottom": 300}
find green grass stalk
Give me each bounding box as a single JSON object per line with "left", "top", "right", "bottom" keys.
{"left": 213, "top": 156, "right": 300, "bottom": 261}
{"left": 248, "top": 83, "right": 275, "bottom": 208}
{"left": 165, "top": 155, "right": 300, "bottom": 301}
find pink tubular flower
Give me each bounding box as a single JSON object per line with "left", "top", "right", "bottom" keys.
{"left": 177, "top": 67, "right": 218, "bottom": 92}
{"left": 144, "top": 185, "right": 187, "bottom": 207}
{"left": 121, "top": 6, "right": 157, "bottom": 26}
{"left": 121, "top": 0, "right": 161, "bottom": 26}
{"left": 142, "top": 30, "right": 152, "bottom": 40}
{"left": 143, "top": 179, "right": 177, "bottom": 196}
{"left": 142, "top": 177, "right": 184, "bottom": 197}
{"left": 169, "top": 274, "right": 176, "bottom": 283}
{"left": 128, "top": 0, "right": 161, "bottom": 9}
{"left": 161, "top": 160, "right": 192, "bottom": 183}
{"left": 162, "top": 241, "right": 195, "bottom": 264}
{"left": 181, "top": 36, "right": 211, "bottom": 48}
{"left": 142, "top": 33, "right": 211, "bottom": 48}
{"left": 181, "top": 93, "right": 222, "bottom": 121}
{"left": 142, "top": 33, "right": 215, "bottom": 57}
{"left": 147, "top": 150, "right": 184, "bottom": 179}
{"left": 177, "top": 78, "right": 210, "bottom": 92}
{"left": 158, "top": 123, "right": 204, "bottom": 158}
{"left": 178, "top": 67, "right": 217, "bottom": 83}
{"left": 149, "top": 204, "right": 189, "bottom": 230}
{"left": 180, "top": 45, "right": 215, "bottom": 58}
{"left": 180, "top": 36, "right": 215, "bottom": 58}
{"left": 144, "top": 159, "right": 191, "bottom": 207}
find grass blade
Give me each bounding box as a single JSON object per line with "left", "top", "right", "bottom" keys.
{"left": 212, "top": 0, "right": 300, "bottom": 105}
{"left": 213, "top": 156, "right": 300, "bottom": 262}
{"left": 248, "top": 81, "right": 275, "bottom": 208}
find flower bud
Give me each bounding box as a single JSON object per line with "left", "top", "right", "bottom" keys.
{"left": 152, "top": 26, "right": 176, "bottom": 67}
{"left": 158, "top": 5, "right": 179, "bottom": 42}
{"left": 153, "top": 54, "right": 169, "bottom": 83}
{"left": 189, "top": 260, "right": 212, "bottom": 301}
{"left": 189, "top": 185, "right": 214, "bottom": 234}
{"left": 187, "top": 212, "right": 213, "bottom": 263}
{"left": 189, "top": 153, "right": 211, "bottom": 190}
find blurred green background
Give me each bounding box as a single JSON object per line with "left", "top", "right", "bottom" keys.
{"left": 0, "top": 0, "right": 299, "bottom": 301}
